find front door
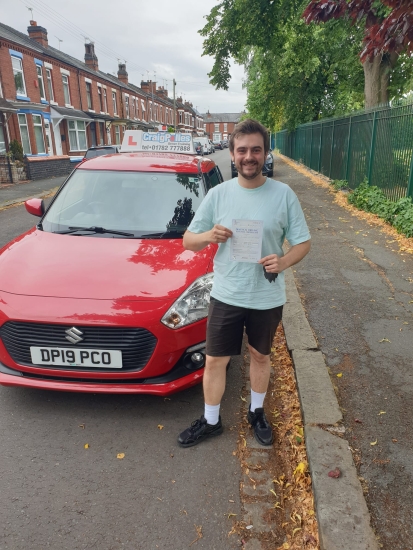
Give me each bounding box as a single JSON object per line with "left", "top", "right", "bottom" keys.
{"left": 90, "top": 122, "right": 97, "bottom": 147}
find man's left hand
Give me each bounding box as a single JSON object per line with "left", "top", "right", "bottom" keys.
{"left": 259, "top": 254, "right": 285, "bottom": 273}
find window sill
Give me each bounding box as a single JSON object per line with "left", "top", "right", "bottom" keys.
{"left": 88, "top": 109, "right": 95, "bottom": 113}
{"left": 65, "top": 104, "right": 74, "bottom": 109}
{"left": 50, "top": 101, "right": 58, "bottom": 106}
{"left": 16, "top": 95, "right": 31, "bottom": 102}
{"left": 40, "top": 99, "right": 49, "bottom": 104}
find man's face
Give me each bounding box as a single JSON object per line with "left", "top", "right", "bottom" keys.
{"left": 231, "top": 133, "right": 266, "bottom": 180}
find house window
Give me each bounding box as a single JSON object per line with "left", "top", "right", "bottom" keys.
{"left": 203, "top": 124, "right": 207, "bottom": 131}
{"left": 179, "top": 111, "right": 183, "bottom": 124}
{"left": 112, "top": 91, "right": 117, "bottom": 115}
{"left": 125, "top": 96, "right": 129, "bottom": 119}
{"left": 12, "top": 56, "right": 27, "bottom": 96}
{"left": 45, "top": 68, "right": 54, "bottom": 102}
{"left": 36, "top": 65, "right": 46, "bottom": 101}
{"left": 18, "top": 113, "right": 31, "bottom": 154}
{"left": 115, "top": 126, "right": 120, "bottom": 144}
{"left": 141, "top": 100, "right": 146, "bottom": 121}
{"left": 0, "top": 121, "right": 6, "bottom": 153}
{"left": 98, "top": 86, "right": 104, "bottom": 112}
{"left": 130, "top": 97, "right": 135, "bottom": 119}
{"left": 224, "top": 123, "right": 228, "bottom": 132}
{"left": 32, "top": 114, "right": 46, "bottom": 154}
{"left": 214, "top": 123, "right": 219, "bottom": 132}
{"left": 62, "top": 74, "right": 71, "bottom": 105}
{"left": 68, "top": 120, "right": 87, "bottom": 151}
{"left": 103, "top": 89, "right": 108, "bottom": 113}
{"left": 99, "top": 121, "right": 105, "bottom": 145}
{"left": 149, "top": 102, "right": 152, "bottom": 121}
{"left": 86, "top": 82, "right": 93, "bottom": 109}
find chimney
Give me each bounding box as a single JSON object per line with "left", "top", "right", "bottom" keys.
{"left": 177, "top": 96, "right": 183, "bottom": 103}
{"left": 84, "top": 42, "right": 99, "bottom": 71}
{"left": 156, "top": 86, "right": 168, "bottom": 98}
{"left": 117, "top": 63, "right": 128, "bottom": 85}
{"left": 140, "top": 81, "right": 150, "bottom": 93}
{"left": 27, "top": 20, "right": 48, "bottom": 48}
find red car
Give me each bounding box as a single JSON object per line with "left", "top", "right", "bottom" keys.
{"left": 0, "top": 152, "right": 223, "bottom": 395}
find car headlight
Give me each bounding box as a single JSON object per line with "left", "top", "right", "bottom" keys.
{"left": 266, "top": 153, "right": 273, "bottom": 162}
{"left": 161, "top": 273, "right": 213, "bottom": 329}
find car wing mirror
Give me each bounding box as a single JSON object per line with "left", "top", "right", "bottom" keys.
{"left": 25, "top": 198, "right": 45, "bottom": 217}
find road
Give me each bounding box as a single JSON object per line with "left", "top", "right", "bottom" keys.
{"left": 0, "top": 149, "right": 245, "bottom": 550}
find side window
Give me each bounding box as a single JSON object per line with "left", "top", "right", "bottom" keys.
{"left": 207, "top": 168, "right": 221, "bottom": 188}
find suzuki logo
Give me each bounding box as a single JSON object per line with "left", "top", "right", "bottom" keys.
{"left": 65, "top": 327, "right": 84, "bottom": 344}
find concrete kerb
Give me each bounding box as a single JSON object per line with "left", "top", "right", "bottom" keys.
{"left": 283, "top": 267, "right": 379, "bottom": 550}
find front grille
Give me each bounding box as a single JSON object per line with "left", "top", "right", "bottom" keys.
{"left": 0, "top": 322, "right": 157, "bottom": 372}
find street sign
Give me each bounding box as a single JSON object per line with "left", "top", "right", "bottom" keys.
{"left": 121, "top": 130, "right": 194, "bottom": 154}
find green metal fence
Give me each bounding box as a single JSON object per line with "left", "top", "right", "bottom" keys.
{"left": 275, "top": 101, "right": 413, "bottom": 201}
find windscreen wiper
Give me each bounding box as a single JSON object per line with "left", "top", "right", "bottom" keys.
{"left": 139, "top": 229, "right": 186, "bottom": 239}
{"left": 54, "top": 226, "right": 134, "bottom": 236}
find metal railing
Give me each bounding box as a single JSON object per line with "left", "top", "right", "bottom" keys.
{"left": 275, "top": 101, "right": 413, "bottom": 201}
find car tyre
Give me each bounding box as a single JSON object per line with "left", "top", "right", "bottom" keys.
{"left": 268, "top": 170, "right": 273, "bottom": 178}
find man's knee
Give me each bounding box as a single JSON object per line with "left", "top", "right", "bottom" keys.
{"left": 248, "top": 345, "right": 270, "bottom": 366}
{"left": 205, "top": 355, "right": 231, "bottom": 370}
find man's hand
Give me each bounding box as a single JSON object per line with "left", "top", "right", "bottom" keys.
{"left": 208, "top": 224, "right": 233, "bottom": 244}
{"left": 259, "top": 254, "right": 285, "bottom": 273}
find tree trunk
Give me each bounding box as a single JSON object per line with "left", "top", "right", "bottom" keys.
{"left": 363, "top": 55, "right": 383, "bottom": 108}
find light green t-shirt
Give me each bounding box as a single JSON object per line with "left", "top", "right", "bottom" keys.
{"left": 188, "top": 178, "right": 311, "bottom": 309}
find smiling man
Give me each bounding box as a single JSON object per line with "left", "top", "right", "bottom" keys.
{"left": 178, "top": 119, "right": 311, "bottom": 448}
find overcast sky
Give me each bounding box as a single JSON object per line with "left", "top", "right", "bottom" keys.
{"left": 2, "top": 0, "right": 247, "bottom": 114}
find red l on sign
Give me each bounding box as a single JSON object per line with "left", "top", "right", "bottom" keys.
{"left": 128, "top": 135, "right": 137, "bottom": 146}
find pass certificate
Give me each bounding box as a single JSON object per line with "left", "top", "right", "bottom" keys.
{"left": 230, "top": 219, "right": 263, "bottom": 263}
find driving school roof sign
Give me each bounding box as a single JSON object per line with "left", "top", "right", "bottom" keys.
{"left": 121, "top": 130, "right": 194, "bottom": 153}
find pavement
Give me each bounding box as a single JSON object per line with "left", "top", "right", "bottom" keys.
{"left": 0, "top": 175, "right": 66, "bottom": 209}
{"left": 2, "top": 158, "right": 411, "bottom": 549}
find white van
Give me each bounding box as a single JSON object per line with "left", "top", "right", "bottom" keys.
{"left": 197, "top": 137, "right": 212, "bottom": 155}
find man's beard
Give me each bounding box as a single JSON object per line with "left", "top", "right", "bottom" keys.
{"left": 235, "top": 160, "right": 263, "bottom": 180}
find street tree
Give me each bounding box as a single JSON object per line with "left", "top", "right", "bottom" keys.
{"left": 303, "top": 0, "right": 413, "bottom": 107}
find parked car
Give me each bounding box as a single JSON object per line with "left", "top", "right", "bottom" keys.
{"left": 82, "top": 145, "right": 120, "bottom": 162}
{"left": 212, "top": 140, "right": 224, "bottom": 150}
{"left": 193, "top": 141, "right": 203, "bottom": 155}
{"left": 221, "top": 139, "right": 228, "bottom": 148}
{"left": 0, "top": 150, "right": 225, "bottom": 395}
{"left": 231, "top": 151, "right": 274, "bottom": 178}
{"left": 196, "top": 137, "right": 212, "bottom": 155}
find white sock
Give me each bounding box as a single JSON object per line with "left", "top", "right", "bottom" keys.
{"left": 204, "top": 403, "right": 220, "bottom": 425}
{"left": 250, "top": 389, "right": 266, "bottom": 412}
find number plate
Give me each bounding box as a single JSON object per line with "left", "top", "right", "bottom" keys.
{"left": 30, "top": 347, "right": 122, "bottom": 368}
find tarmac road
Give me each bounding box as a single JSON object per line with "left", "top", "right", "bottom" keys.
{"left": 275, "top": 156, "right": 413, "bottom": 550}
{"left": 0, "top": 149, "right": 247, "bottom": 550}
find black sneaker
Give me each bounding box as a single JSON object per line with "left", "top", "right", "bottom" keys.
{"left": 247, "top": 406, "right": 274, "bottom": 446}
{"left": 178, "top": 415, "right": 223, "bottom": 448}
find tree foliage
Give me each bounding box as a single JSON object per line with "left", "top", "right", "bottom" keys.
{"left": 200, "top": 0, "right": 413, "bottom": 128}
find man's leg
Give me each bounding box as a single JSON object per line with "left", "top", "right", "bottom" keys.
{"left": 247, "top": 345, "right": 274, "bottom": 446}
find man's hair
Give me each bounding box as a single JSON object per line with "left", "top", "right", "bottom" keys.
{"left": 229, "top": 118, "right": 270, "bottom": 153}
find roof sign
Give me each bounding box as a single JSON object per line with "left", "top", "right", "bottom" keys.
{"left": 121, "top": 130, "right": 194, "bottom": 154}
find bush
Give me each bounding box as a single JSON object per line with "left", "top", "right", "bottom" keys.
{"left": 9, "top": 139, "right": 24, "bottom": 162}
{"left": 330, "top": 179, "right": 349, "bottom": 192}
{"left": 347, "top": 179, "right": 413, "bottom": 238}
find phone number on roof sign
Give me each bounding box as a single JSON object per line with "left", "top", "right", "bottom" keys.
{"left": 141, "top": 144, "right": 191, "bottom": 151}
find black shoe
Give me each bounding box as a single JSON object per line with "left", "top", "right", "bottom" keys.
{"left": 178, "top": 415, "right": 223, "bottom": 448}
{"left": 247, "top": 406, "right": 274, "bottom": 446}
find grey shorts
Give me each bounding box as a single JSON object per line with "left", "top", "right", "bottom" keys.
{"left": 206, "top": 297, "right": 283, "bottom": 357}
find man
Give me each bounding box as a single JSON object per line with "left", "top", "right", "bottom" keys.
{"left": 178, "top": 119, "right": 311, "bottom": 448}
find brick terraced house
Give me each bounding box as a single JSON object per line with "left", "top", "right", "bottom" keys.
{"left": 0, "top": 19, "right": 204, "bottom": 181}
{"left": 201, "top": 111, "right": 243, "bottom": 141}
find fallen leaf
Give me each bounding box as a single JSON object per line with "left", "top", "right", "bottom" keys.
{"left": 292, "top": 527, "right": 302, "bottom": 536}
{"left": 328, "top": 467, "right": 341, "bottom": 478}
{"left": 392, "top": 439, "right": 398, "bottom": 443}
{"left": 84, "top": 443, "right": 89, "bottom": 449}
{"left": 336, "top": 373, "right": 343, "bottom": 378}
{"left": 354, "top": 418, "right": 362, "bottom": 423}
{"left": 117, "top": 453, "right": 125, "bottom": 459}
{"left": 78, "top": 424, "right": 85, "bottom": 429}
{"left": 379, "top": 338, "right": 391, "bottom": 343}
{"left": 294, "top": 462, "right": 307, "bottom": 476}
{"left": 246, "top": 525, "right": 253, "bottom": 530}
{"left": 378, "top": 411, "right": 386, "bottom": 415}
{"left": 189, "top": 525, "right": 203, "bottom": 546}
{"left": 157, "top": 424, "right": 164, "bottom": 430}
{"left": 370, "top": 440, "right": 378, "bottom": 446}
{"left": 240, "top": 396, "right": 247, "bottom": 402}
{"left": 227, "top": 513, "right": 237, "bottom": 519}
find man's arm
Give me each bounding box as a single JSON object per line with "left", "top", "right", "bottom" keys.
{"left": 183, "top": 225, "right": 233, "bottom": 252}
{"left": 259, "top": 240, "right": 311, "bottom": 273}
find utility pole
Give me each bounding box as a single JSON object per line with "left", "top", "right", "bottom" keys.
{"left": 173, "top": 79, "right": 176, "bottom": 132}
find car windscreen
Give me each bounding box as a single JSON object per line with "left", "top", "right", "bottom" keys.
{"left": 84, "top": 148, "right": 117, "bottom": 159}
{"left": 41, "top": 169, "right": 205, "bottom": 238}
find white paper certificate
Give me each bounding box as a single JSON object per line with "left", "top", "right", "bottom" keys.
{"left": 230, "top": 219, "right": 263, "bottom": 263}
